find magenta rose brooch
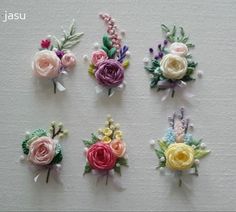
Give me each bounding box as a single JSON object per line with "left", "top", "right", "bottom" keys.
{"left": 144, "top": 25, "right": 202, "bottom": 100}
{"left": 33, "top": 20, "right": 83, "bottom": 93}
{"left": 20, "top": 122, "right": 68, "bottom": 183}
{"left": 83, "top": 115, "right": 128, "bottom": 189}
{"left": 150, "top": 108, "right": 210, "bottom": 186}
{"left": 85, "top": 13, "right": 130, "bottom": 97}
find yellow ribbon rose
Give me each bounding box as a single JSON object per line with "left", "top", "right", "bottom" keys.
{"left": 102, "top": 127, "right": 112, "bottom": 136}
{"left": 165, "top": 143, "right": 194, "bottom": 170}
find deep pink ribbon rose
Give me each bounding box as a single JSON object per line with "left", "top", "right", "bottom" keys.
{"left": 61, "top": 52, "right": 76, "bottom": 69}
{"left": 94, "top": 59, "right": 124, "bottom": 87}
{"left": 28, "top": 136, "right": 55, "bottom": 166}
{"left": 91, "top": 50, "right": 108, "bottom": 66}
{"left": 87, "top": 142, "right": 117, "bottom": 170}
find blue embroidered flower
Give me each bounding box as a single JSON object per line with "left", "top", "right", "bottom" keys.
{"left": 164, "top": 128, "right": 176, "bottom": 144}
{"left": 184, "top": 133, "right": 193, "bottom": 144}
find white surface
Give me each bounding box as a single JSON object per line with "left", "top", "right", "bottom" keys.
{"left": 0, "top": 0, "right": 236, "bottom": 211}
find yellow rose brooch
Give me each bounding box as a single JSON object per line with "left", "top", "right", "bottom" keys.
{"left": 150, "top": 108, "right": 210, "bottom": 186}
{"left": 82, "top": 115, "right": 128, "bottom": 190}
{"left": 144, "top": 25, "right": 203, "bottom": 100}
{"left": 33, "top": 20, "right": 83, "bottom": 93}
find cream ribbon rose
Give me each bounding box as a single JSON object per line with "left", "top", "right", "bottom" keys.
{"left": 169, "top": 42, "right": 188, "bottom": 57}
{"left": 165, "top": 143, "right": 194, "bottom": 170}
{"left": 33, "top": 50, "right": 61, "bottom": 79}
{"left": 160, "top": 54, "right": 188, "bottom": 80}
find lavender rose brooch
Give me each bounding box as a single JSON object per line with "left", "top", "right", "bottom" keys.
{"left": 85, "top": 13, "right": 130, "bottom": 97}
{"left": 83, "top": 115, "right": 128, "bottom": 189}
{"left": 144, "top": 25, "right": 203, "bottom": 100}
{"left": 20, "top": 122, "right": 68, "bottom": 183}
{"left": 33, "top": 20, "right": 83, "bottom": 93}
{"left": 150, "top": 108, "right": 210, "bottom": 186}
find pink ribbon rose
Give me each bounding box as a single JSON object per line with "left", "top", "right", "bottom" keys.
{"left": 91, "top": 50, "right": 108, "bottom": 66}
{"left": 87, "top": 142, "right": 117, "bottom": 170}
{"left": 33, "top": 50, "right": 61, "bottom": 79}
{"left": 61, "top": 52, "right": 77, "bottom": 69}
{"left": 28, "top": 136, "right": 55, "bottom": 166}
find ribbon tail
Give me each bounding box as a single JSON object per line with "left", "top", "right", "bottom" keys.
{"left": 95, "top": 86, "right": 103, "bottom": 94}
{"left": 111, "top": 175, "right": 126, "bottom": 191}
{"left": 51, "top": 165, "right": 63, "bottom": 184}
{"left": 161, "top": 89, "right": 171, "bottom": 101}
{"left": 34, "top": 173, "right": 41, "bottom": 182}
{"left": 56, "top": 81, "right": 66, "bottom": 92}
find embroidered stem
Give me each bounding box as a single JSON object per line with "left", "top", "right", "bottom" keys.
{"left": 178, "top": 178, "right": 182, "bottom": 187}
{"left": 108, "top": 88, "right": 112, "bottom": 96}
{"left": 105, "top": 171, "right": 109, "bottom": 185}
{"left": 171, "top": 89, "right": 175, "bottom": 98}
{"left": 51, "top": 125, "right": 62, "bottom": 139}
{"left": 52, "top": 80, "right": 57, "bottom": 94}
{"left": 46, "top": 167, "right": 51, "bottom": 183}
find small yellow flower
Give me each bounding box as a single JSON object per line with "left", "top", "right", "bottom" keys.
{"left": 102, "top": 127, "right": 112, "bottom": 136}
{"left": 165, "top": 143, "right": 194, "bottom": 170}
{"left": 114, "top": 130, "right": 123, "bottom": 139}
{"left": 102, "top": 136, "right": 112, "bottom": 143}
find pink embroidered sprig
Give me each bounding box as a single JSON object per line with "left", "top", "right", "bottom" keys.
{"left": 20, "top": 122, "right": 68, "bottom": 183}
{"left": 33, "top": 20, "right": 83, "bottom": 93}
{"left": 86, "top": 13, "right": 130, "bottom": 97}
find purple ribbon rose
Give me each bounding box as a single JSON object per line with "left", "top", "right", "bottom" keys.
{"left": 95, "top": 59, "right": 124, "bottom": 87}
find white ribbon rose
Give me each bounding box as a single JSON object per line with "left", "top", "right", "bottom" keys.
{"left": 160, "top": 54, "right": 188, "bottom": 80}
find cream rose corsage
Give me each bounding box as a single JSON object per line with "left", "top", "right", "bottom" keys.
{"left": 144, "top": 24, "right": 201, "bottom": 99}
{"left": 32, "top": 20, "right": 83, "bottom": 93}
{"left": 20, "top": 122, "right": 68, "bottom": 183}
{"left": 150, "top": 107, "right": 210, "bottom": 186}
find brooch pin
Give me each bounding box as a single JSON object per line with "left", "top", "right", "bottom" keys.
{"left": 144, "top": 24, "right": 202, "bottom": 100}
{"left": 33, "top": 20, "right": 83, "bottom": 93}
{"left": 150, "top": 108, "right": 210, "bottom": 186}
{"left": 20, "top": 122, "right": 68, "bottom": 183}
{"left": 84, "top": 13, "right": 130, "bottom": 97}
{"left": 83, "top": 115, "right": 128, "bottom": 189}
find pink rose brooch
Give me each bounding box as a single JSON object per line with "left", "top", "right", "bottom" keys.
{"left": 20, "top": 122, "right": 68, "bottom": 183}
{"left": 83, "top": 115, "right": 128, "bottom": 189}
{"left": 144, "top": 25, "right": 203, "bottom": 100}
{"left": 85, "top": 13, "right": 130, "bottom": 97}
{"left": 33, "top": 20, "right": 83, "bottom": 93}
{"left": 149, "top": 107, "right": 210, "bottom": 186}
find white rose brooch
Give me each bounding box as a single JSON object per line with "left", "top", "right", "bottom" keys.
{"left": 144, "top": 24, "right": 202, "bottom": 100}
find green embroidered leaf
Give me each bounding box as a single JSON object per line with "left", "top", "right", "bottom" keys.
{"left": 31, "top": 129, "right": 47, "bottom": 138}
{"left": 182, "top": 36, "right": 189, "bottom": 43}
{"left": 114, "top": 164, "right": 121, "bottom": 175}
{"left": 83, "top": 162, "right": 92, "bottom": 175}
{"left": 69, "top": 20, "right": 76, "bottom": 35}
{"left": 150, "top": 78, "right": 158, "bottom": 88}
{"left": 186, "top": 67, "right": 195, "bottom": 76}
{"left": 194, "top": 149, "right": 210, "bottom": 159}
{"left": 108, "top": 47, "right": 116, "bottom": 58}
{"left": 154, "top": 149, "right": 165, "bottom": 159}
{"left": 158, "top": 140, "right": 169, "bottom": 151}
{"left": 88, "top": 64, "right": 95, "bottom": 76}
{"left": 91, "top": 133, "right": 99, "bottom": 143}
{"left": 83, "top": 140, "right": 95, "bottom": 148}
{"left": 186, "top": 43, "right": 195, "bottom": 48}
{"left": 117, "top": 157, "right": 128, "bottom": 166}
{"left": 161, "top": 24, "right": 170, "bottom": 33}
{"left": 103, "top": 35, "right": 112, "bottom": 49}
{"left": 22, "top": 140, "right": 29, "bottom": 155}
{"left": 171, "top": 25, "right": 176, "bottom": 36}
{"left": 102, "top": 46, "right": 109, "bottom": 54}
{"left": 180, "top": 27, "right": 185, "bottom": 37}
{"left": 51, "top": 143, "right": 63, "bottom": 164}
{"left": 122, "top": 60, "right": 129, "bottom": 69}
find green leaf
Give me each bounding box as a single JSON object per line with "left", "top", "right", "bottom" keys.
{"left": 161, "top": 24, "right": 170, "bottom": 33}
{"left": 69, "top": 20, "right": 76, "bottom": 35}
{"left": 180, "top": 27, "right": 185, "bottom": 37}
{"left": 102, "top": 46, "right": 109, "bottom": 54}
{"left": 154, "top": 148, "right": 165, "bottom": 159}
{"left": 103, "top": 35, "right": 112, "bottom": 49}
{"left": 171, "top": 25, "right": 176, "bottom": 36}
{"left": 83, "top": 162, "right": 92, "bottom": 175}
{"left": 22, "top": 140, "right": 29, "bottom": 155}
{"left": 83, "top": 140, "right": 95, "bottom": 148}
{"left": 88, "top": 64, "right": 95, "bottom": 76}
{"left": 114, "top": 164, "right": 121, "bottom": 175}
{"left": 186, "top": 43, "right": 195, "bottom": 48}
{"left": 182, "top": 36, "right": 189, "bottom": 43}
{"left": 186, "top": 67, "right": 195, "bottom": 76}
{"left": 158, "top": 140, "right": 168, "bottom": 151}
{"left": 108, "top": 47, "right": 116, "bottom": 58}
{"left": 122, "top": 60, "right": 129, "bottom": 69}
{"left": 117, "top": 157, "right": 128, "bottom": 166}
{"left": 51, "top": 143, "right": 63, "bottom": 164}
{"left": 91, "top": 133, "right": 99, "bottom": 143}
{"left": 194, "top": 149, "right": 210, "bottom": 159}
{"left": 150, "top": 78, "right": 158, "bottom": 88}
{"left": 31, "top": 128, "right": 47, "bottom": 138}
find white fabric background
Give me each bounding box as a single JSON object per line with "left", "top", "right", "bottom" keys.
{"left": 0, "top": 0, "right": 236, "bottom": 211}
